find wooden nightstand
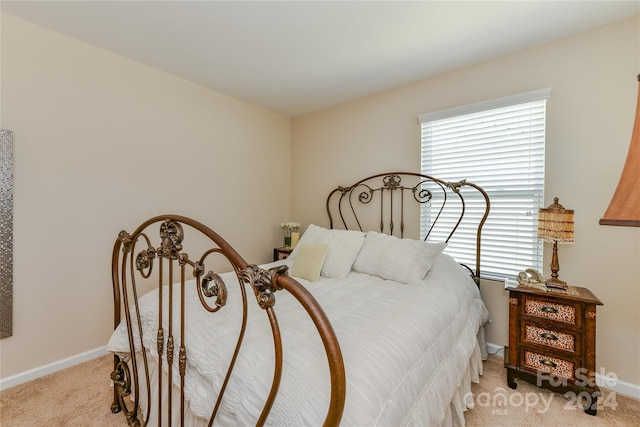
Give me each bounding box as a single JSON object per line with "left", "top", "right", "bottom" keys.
{"left": 504, "top": 285, "right": 603, "bottom": 415}
{"left": 273, "top": 247, "right": 293, "bottom": 261}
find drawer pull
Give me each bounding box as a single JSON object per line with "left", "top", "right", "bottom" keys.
{"left": 540, "top": 332, "right": 558, "bottom": 341}
{"left": 541, "top": 305, "right": 558, "bottom": 314}
{"left": 540, "top": 358, "right": 557, "bottom": 368}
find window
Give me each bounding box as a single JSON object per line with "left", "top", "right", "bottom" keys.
{"left": 419, "top": 88, "right": 550, "bottom": 280}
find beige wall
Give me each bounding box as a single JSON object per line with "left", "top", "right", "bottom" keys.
{"left": 292, "top": 16, "right": 640, "bottom": 387}
{"left": 0, "top": 13, "right": 291, "bottom": 378}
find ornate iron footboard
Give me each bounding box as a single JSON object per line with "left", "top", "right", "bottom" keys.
{"left": 110, "top": 215, "right": 345, "bottom": 426}
{"left": 326, "top": 172, "right": 490, "bottom": 285}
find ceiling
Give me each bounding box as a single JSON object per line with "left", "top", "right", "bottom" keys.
{"left": 2, "top": 1, "right": 639, "bottom": 117}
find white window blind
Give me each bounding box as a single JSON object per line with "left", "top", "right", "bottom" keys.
{"left": 419, "top": 88, "right": 550, "bottom": 280}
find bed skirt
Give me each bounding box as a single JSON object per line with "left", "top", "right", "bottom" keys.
{"left": 444, "top": 326, "right": 487, "bottom": 427}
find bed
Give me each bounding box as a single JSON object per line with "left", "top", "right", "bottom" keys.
{"left": 108, "top": 172, "right": 491, "bottom": 426}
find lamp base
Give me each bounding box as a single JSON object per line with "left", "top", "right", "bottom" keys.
{"left": 545, "top": 277, "right": 568, "bottom": 291}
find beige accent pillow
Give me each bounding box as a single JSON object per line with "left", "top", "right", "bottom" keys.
{"left": 290, "top": 244, "right": 330, "bottom": 282}
{"left": 289, "top": 224, "right": 365, "bottom": 279}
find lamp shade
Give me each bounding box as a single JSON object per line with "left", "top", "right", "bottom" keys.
{"left": 538, "top": 197, "right": 574, "bottom": 244}
{"left": 600, "top": 74, "right": 640, "bottom": 227}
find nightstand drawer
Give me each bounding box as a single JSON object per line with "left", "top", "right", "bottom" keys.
{"left": 523, "top": 297, "right": 581, "bottom": 325}
{"left": 523, "top": 350, "right": 575, "bottom": 379}
{"left": 522, "top": 322, "right": 579, "bottom": 353}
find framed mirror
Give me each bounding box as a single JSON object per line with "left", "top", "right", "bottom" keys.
{"left": 1, "top": 130, "right": 13, "bottom": 338}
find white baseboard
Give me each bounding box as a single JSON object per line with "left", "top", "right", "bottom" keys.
{"left": 487, "top": 342, "right": 505, "bottom": 357}
{"left": 485, "top": 342, "right": 640, "bottom": 399}
{"left": 0, "top": 346, "right": 109, "bottom": 391}
{"left": 597, "top": 373, "right": 640, "bottom": 399}
{"left": 3, "top": 343, "right": 639, "bottom": 400}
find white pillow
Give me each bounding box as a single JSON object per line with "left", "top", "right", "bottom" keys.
{"left": 319, "top": 228, "right": 365, "bottom": 279}
{"left": 290, "top": 244, "right": 330, "bottom": 282}
{"left": 289, "top": 224, "right": 365, "bottom": 279}
{"left": 289, "top": 224, "right": 325, "bottom": 259}
{"left": 353, "top": 231, "right": 447, "bottom": 284}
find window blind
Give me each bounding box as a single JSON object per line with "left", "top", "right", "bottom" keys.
{"left": 420, "top": 88, "right": 550, "bottom": 280}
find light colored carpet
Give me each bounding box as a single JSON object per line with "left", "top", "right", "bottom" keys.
{"left": 0, "top": 354, "right": 638, "bottom": 426}
{"left": 0, "top": 355, "right": 120, "bottom": 426}
{"left": 464, "top": 355, "right": 640, "bottom": 426}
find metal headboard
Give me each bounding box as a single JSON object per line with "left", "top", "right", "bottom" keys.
{"left": 326, "top": 172, "right": 490, "bottom": 284}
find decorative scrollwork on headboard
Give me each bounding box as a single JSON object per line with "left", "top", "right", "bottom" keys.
{"left": 413, "top": 184, "right": 433, "bottom": 204}
{"left": 326, "top": 172, "right": 490, "bottom": 284}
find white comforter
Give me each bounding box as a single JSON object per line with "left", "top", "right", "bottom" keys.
{"left": 107, "top": 253, "right": 489, "bottom": 426}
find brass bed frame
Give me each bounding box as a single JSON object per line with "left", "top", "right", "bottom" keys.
{"left": 327, "top": 172, "right": 490, "bottom": 284}
{"left": 110, "top": 215, "right": 345, "bottom": 426}
{"left": 110, "top": 172, "right": 489, "bottom": 426}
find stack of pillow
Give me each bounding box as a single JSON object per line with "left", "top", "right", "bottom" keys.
{"left": 287, "top": 224, "right": 446, "bottom": 284}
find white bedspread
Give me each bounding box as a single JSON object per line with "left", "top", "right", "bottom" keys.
{"left": 107, "top": 253, "right": 489, "bottom": 426}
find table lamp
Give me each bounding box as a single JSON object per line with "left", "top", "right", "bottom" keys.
{"left": 537, "top": 197, "right": 574, "bottom": 290}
